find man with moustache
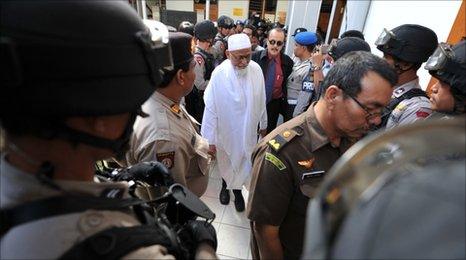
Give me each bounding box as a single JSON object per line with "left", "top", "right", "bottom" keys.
{"left": 201, "top": 33, "right": 267, "bottom": 212}
{"left": 252, "top": 27, "right": 294, "bottom": 133}
{"left": 247, "top": 51, "right": 397, "bottom": 260}
{"left": 124, "top": 32, "right": 211, "bottom": 197}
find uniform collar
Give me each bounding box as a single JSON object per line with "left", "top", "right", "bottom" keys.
{"left": 152, "top": 91, "right": 182, "bottom": 117}
{"left": 1, "top": 155, "right": 129, "bottom": 208}
{"left": 393, "top": 78, "right": 421, "bottom": 98}
{"left": 305, "top": 103, "right": 331, "bottom": 152}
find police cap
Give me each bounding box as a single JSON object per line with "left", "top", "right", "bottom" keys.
{"left": 376, "top": 24, "right": 438, "bottom": 64}
{"left": 292, "top": 27, "right": 307, "bottom": 37}
{"left": 329, "top": 37, "right": 371, "bottom": 61}
{"left": 0, "top": 1, "right": 172, "bottom": 117}
{"left": 169, "top": 32, "right": 194, "bottom": 66}
{"left": 295, "top": 31, "right": 318, "bottom": 46}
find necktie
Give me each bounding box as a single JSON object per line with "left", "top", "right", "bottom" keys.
{"left": 265, "top": 58, "right": 276, "bottom": 104}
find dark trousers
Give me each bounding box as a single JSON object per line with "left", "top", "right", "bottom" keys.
{"left": 185, "top": 88, "right": 205, "bottom": 123}
{"left": 266, "top": 97, "right": 291, "bottom": 133}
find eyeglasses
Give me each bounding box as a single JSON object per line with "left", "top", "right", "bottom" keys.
{"left": 346, "top": 93, "right": 382, "bottom": 120}
{"left": 268, "top": 40, "right": 284, "bottom": 47}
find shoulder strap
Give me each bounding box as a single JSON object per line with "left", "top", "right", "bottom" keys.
{"left": 0, "top": 195, "right": 144, "bottom": 236}
{"left": 380, "top": 88, "right": 428, "bottom": 127}
{"left": 59, "top": 225, "right": 184, "bottom": 260}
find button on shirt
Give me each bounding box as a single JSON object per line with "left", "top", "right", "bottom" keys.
{"left": 247, "top": 103, "right": 353, "bottom": 260}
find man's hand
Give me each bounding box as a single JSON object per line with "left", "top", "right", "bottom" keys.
{"left": 208, "top": 145, "right": 217, "bottom": 160}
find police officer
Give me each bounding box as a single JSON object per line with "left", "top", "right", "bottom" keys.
{"left": 425, "top": 40, "right": 466, "bottom": 116}
{"left": 0, "top": 2, "right": 217, "bottom": 259}
{"left": 375, "top": 24, "right": 438, "bottom": 129}
{"left": 235, "top": 19, "right": 244, "bottom": 34}
{"left": 328, "top": 36, "right": 371, "bottom": 62}
{"left": 178, "top": 21, "right": 195, "bottom": 36}
{"left": 302, "top": 118, "right": 465, "bottom": 259}
{"left": 212, "top": 15, "right": 234, "bottom": 66}
{"left": 185, "top": 20, "right": 217, "bottom": 123}
{"left": 125, "top": 32, "right": 211, "bottom": 197}
{"left": 291, "top": 27, "right": 307, "bottom": 37}
{"left": 285, "top": 32, "right": 321, "bottom": 118}
{"left": 247, "top": 52, "right": 397, "bottom": 260}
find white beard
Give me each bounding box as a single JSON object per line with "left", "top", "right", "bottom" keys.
{"left": 234, "top": 65, "right": 248, "bottom": 78}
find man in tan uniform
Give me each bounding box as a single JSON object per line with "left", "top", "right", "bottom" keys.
{"left": 0, "top": 2, "right": 217, "bottom": 258}
{"left": 247, "top": 51, "right": 398, "bottom": 260}
{"left": 125, "top": 32, "right": 210, "bottom": 197}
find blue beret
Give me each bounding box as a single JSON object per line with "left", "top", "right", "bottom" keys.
{"left": 295, "top": 31, "right": 318, "bottom": 46}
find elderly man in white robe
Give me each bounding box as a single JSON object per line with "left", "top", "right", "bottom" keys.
{"left": 201, "top": 33, "right": 267, "bottom": 212}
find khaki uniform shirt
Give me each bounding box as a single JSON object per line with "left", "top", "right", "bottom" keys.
{"left": 247, "top": 103, "right": 353, "bottom": 260}
{"left": 125, "top": 91, "right": 210, "bottom": 197}
{"left": 0, "top": 155, "right": 174, "bottom": 259}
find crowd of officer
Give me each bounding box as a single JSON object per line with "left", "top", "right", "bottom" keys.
{"left": 1, "top": 1, "right": 465, "bottom": 259}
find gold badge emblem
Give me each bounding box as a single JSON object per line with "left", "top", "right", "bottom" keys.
{"left": 170, "top": 104, "right": 180, "bottom": 114}
{"left": 282, "top": 130, "right": 291, "bottom": 138}
{"left": 268, "top": 139, "right": 280, "bottom": 150}
{"left": 298, "top": 158, "right": 315, "bottom": 169}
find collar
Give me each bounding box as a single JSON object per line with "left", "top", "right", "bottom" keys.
{"left": 267, "top": 52, "right": 281, "bottom": 62}
{"left": 393, "top": 78, "right": 421, "bottom": 98}
{"left": 1, "top": 155, "right": 129, "bottom": 208}
{"left": 305, "top": 103, "right": 331, "bottom": 152}
{"left": 152, "top": 91, "right": 182, "bottom": 116}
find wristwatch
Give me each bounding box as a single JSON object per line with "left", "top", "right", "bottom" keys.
{"left": 312, "top": 65, "right": 322, "bottom": 71}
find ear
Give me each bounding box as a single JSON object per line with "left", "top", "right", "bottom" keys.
{"left": 175, "top": 69, "right": 185, "bottom": 86}
{"left": 225, "top": 50, "right": 231, "bottom": 59}
{"left": 323, "top": 85, "right": 341, "bottom": 110}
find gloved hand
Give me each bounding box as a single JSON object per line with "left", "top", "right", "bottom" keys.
{"left": 181, "top": 220, "right": 217, "bottom": 252}
{"left": 114, "top": 161, "right": 175, "bottom": 187}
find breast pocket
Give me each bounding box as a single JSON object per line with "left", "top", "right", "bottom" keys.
{"left": 299, "top": 169, "right": 326, "bottom": 198}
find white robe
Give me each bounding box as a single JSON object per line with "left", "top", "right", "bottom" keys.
{"left": 201, "top": 59, "right": 267, "bottom": 189}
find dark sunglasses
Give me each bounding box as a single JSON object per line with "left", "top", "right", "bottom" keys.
{"left": 269, "top": 40, "right": 284, "bottom": 47}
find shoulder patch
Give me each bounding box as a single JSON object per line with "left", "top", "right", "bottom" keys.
{"left": 415, "top": 108, "right": 431, "bottom": 118}
{"left": 194, "top": 55, "right": 205, "bottom": 65}
{"left": 156, "top": 152, "right": 175, "bottom": 169}
{"left": 267, "top": 129, "right": 299, "bottom": 152}
{"left": 265, "top": 152, "right": 286, "bottom": 171}
{"left": 394, "top": 102, "right": 407, "bottom": 112}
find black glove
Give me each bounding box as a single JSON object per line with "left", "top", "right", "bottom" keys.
{"left": 181, "top": 220, "right": 218, "bottom": 252}
{"left": 114, "top": 161, "right": 175, "bottom": 187}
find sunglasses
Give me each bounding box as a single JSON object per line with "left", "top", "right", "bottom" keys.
{"left": 268, "top": 39, "right": 284, "bottom": 47}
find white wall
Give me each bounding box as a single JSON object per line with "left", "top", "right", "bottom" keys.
{"left": 363, "top": 0, "right": 462, "bottom": 89}
{"left": 275, "top": 0, "right": 289, "bottom": 23}
{"left": 166, "top": 0, "right": 193, "bottom": 12}
{"left": 338, "top": 0, "right": 371, "bottom": 37}
{"left": 218, "top": 0, "right": 249, "bottom": 21}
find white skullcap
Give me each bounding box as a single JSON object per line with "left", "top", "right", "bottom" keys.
{"left": 228, "top": 33, "right": 251, "bottom": 51}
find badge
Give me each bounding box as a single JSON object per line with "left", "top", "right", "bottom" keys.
{"left": 298, "top": 158, "right": 315, "bottom": 169}
{"left": 265, "top": 152, "right": 286, "bottom": 171}
{"left": 268, "top": 139, "right": 281, "bottom": 151}
{"left": 394, "top": 103, "right": 407, "bottom": 112}
{"left": 156, "top": 151, "right": 175, "bottom": 169}
{"left": 302, "top": 170, "right": 325, "bottom": 180}
{"left": 170, "top": 104, "right": 180, "bottom": 114}
{"left": 416, "top": 108, "right": 431, "bottom": 118}
{"left": 394, "top": 87, "right": 405, "bottom": 97}
{"left": 282, "top": 130, "right": 291, "bottom": 138}
{"left": 302, "top": 80, "right": 314, "bottom": 93}
{"left": 195, "top": 55, "right": 204, "bottom": 65}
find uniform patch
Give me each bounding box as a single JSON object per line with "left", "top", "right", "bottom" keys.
{"left": 416, "top": 108, "right": 431, "bottom": 118}
{"left": 170, "top": 104, "right": 180, "bottom": 114}
{"left": 302, "top": 80, "right": 314, "bottom": 93}
{"left": 268, "top": 139, "right": 281, "bottom": 151}
{"left": 265, "top": 152, "right": 286, "bottom": 171}
{"left": 156, "top": 152, "right": 175, "bottom": 169}
{"left": 195, "top": 55, "right": 204, "bottom": 65}
{"left": 298, "top": 158, "right": 315, "bottom": 169}
{"left": 394, "top": 87, "right": 405, "bottom": 97}
{"left": 394, "top": 103, "right": 407, "bottom": 112}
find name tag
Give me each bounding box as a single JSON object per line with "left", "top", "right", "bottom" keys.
{"left": 302, "top": 170, "right": 325, "bottom": 180}
{"left": 302, "top": 80, "right": 314, "bottom": 93}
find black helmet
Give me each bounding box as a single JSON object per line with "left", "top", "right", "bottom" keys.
{"left": 426, "top": 41, "right": 466, "bottom": 96}
{"left": 235, "top": 20, "right": 244, "bottom": 26}
{"left": 194, "top": 20, "right": 217, "bottom": 41}
{"left": 375, "top": 24, "right": 438, "bottom": 64}
{"left": 292, "top": 27, "right": 307, "bottom": 37}
{"left": 340, "top": 30, "right": 365, "bottom": 40}
{"left": 217, "top": 15, "right": 234, "bottom": 29}
{"left": 178, "top": 21, "right": 194, "bottom": 36}
{"left": 257, "top": 21, "right": 266, "bottom": 31}
{"left": 328, "top": 37, "right": 372, "bottom": 61}
{"left": 1, "top": 1, "right": 172, "bottom": 117}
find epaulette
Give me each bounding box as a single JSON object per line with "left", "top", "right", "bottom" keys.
{"left": 267, "top": 126, "right": 304, "bottom": 152}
